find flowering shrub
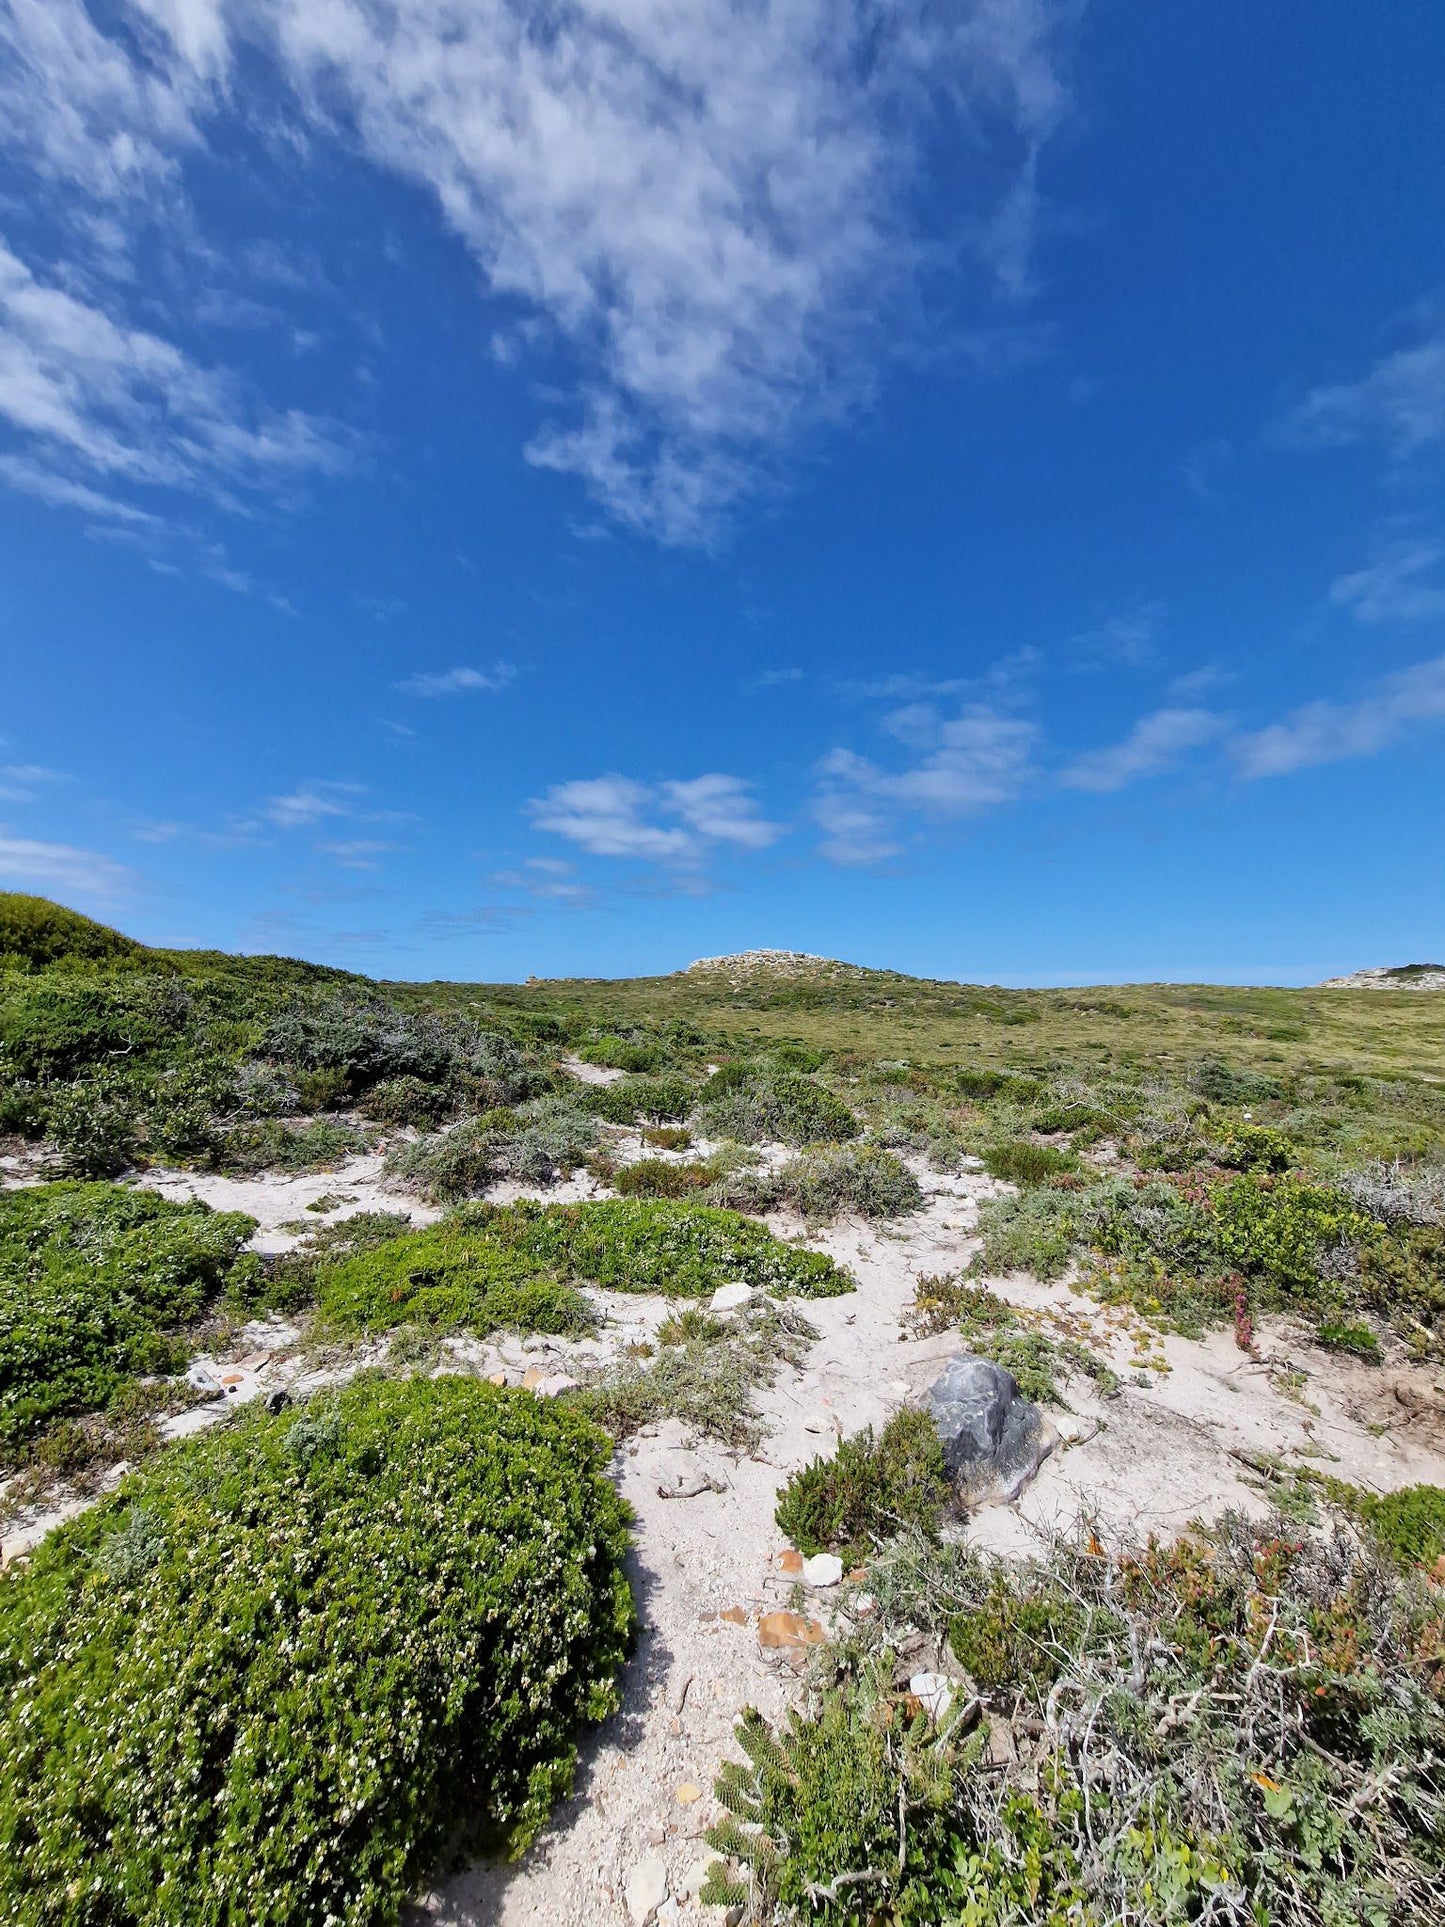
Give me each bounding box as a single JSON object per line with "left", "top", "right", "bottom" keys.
{"left": 0, "top": 1375, "right": 634, "bottom": 1925}
{"left": 0, "top": 1182, "right": 255, "bottom": 1463}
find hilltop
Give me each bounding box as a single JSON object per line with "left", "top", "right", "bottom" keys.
{"left": 1321, "top": 963, "right": 1445, "bottom": 990}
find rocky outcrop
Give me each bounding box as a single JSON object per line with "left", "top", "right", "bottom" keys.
{"left": 925, "top": 1354, "right": 1057, "bottom": 1507}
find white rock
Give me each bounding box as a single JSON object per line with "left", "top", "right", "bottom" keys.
{"left": 681, "top": 1855, "right": 715, "bottom": 1898}
{"left": 802, "top": 1553, "right": 843, "bottom": 1588}
{"left": 709, "top": 1283, "right": 755, "bottom": 1314}
{"left": 535, "top": 1372, "right": 580, "bottom": 1398}
{"left": 626, "top": 1855, "right": 670, "bottom": 1926}
{"left": 909, "top": 1671, "right": 954, "bottom": 1721}
{"left": 889, "top": 1379, "right": 910, "bottom": 1394}
{"left": 656, "top": 1902, "right": 680, "bottom": 1926}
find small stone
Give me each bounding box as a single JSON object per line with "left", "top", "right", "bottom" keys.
{"left": 655, "top": 1903, "right": 680, "bottom": 1926}
{"left": 709, "top": 1282, "right": 755, "bottom": 1314}
{"left": 646, "top": 1824, "right": 667, "bottom": 1846}
{"left": 802, "top": 1553, "right": 843, "bottom": 1588}
{"left": 719, "top": 1605, "right": 748, "bottom": 1626}
{"left": 846, "top": 1566, "right": 867, "bottom": 1583}
{"left": 487, "top": 1369, "right": 510, "bottom": 1387}
{"left": 855, "top": 1592, "right": 878, "bottom": 1617}
{"left": 534, "top": 1372, "right": 580, "bottom": 1397}
{"left": 889, "top": 1379, "right": 910, "bottom": 1393}
{"left": 776, "top": 1547, "right": 804, "bottom": 1575}
{"left": 521, "top": 1364, "right": 547, "bottom": 1389}
{"left": 626, "top": 1854, "right": 670, "bottom": 1925}
{"left": 909, "top": 1671, "right": 954, "bottom": 1722}
{"left": 676, "top": 1782, "right": 703, "bottom": 1804}
{"left": 681, "top": 1856, "right": 715, "bottom": 1898}
{"left": 757, "top": 1610, "right": 826, "bottom": 1650}
{"left": 803, "top": 1413, "right": 829, "bottom": 1434}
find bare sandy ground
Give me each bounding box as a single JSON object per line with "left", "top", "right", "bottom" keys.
{"left": 6, "top": 1147, "right": 1444, "bottom": 1922}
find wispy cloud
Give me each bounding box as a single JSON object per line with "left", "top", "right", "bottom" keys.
{"left": 1329, "top": 539, "right": 1445, "bottom": 624}
{"left": 1, "top": 0, "right": 1072, "bottom": 545}
{"left": 813, "top": 704, "right": 1035, "bottom": 864}
{"left": 1067, "top": 599, "right": 1165, "bottom": 670}
{"left": 262, "top": 782, "right": 367, "bottom": 829}
{"left": 1232, "top": 654, "right": 1445, "bottom": 779}
{"left": 416, "top": 905, "right": 527, "bottom": 938}
{"left": 1058, "top": 707, "right": 1226, "bottom": 793}
{"left": 749, "top": 667, "right": 804, "bottom": 692}
{"left": 393, "top": 663, "right": 517, "bottom": 698}
{"left": 843, "top": 649, "right": 1041, "bottom": 705}
{"left": 1283, "top": 328, "right": 1445, "bottom": 456}
{"left": 0, "top": 829, "right": 133, "bottom": 901}
{"left": 530, "top": 772, "right": 782, "bottom": 867}
{"left": 0, "top": 762, "right": 65, "bottom": 804}
{"left": 0, "top": 236, "right": 355, "bottom": 543}
{"left": 315, "top": 839, "right": 403, "bottom": 871}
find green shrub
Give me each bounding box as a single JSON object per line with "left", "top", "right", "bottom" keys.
{"left": 462, "top": 1199, "right": 852, "bottom": 1299}
{"left": 642, "top": 1124, "right": 692, "bottom": 1150}
{"left": 0, "top": 975, "right": 188, "bottom": 1081}
{"left": 0, "top": 892, "right": 145, "bottom": 969}
{"left": 365, "top": 1074, "right": 455, "bottom": 1126}
{"left": 704, "top": 1516, "right": 1445, "bottom": 1925}
{"left": 578, "top": 1034, "right": 663, "bottom": 1073}
{"left": 0, "top": 1182, "right": 255, "bottom": 1462}
{"left": 1314, "top": 1317, "right": 1382, "bottom": 1360}
{"left": 1354, "top": 1483, "right": 1445, "bottom": 1570}
{"left": 906, "top": 1277, "right": 1117, "bottom": 1404}
{"left": 613, "top": 1157, "right": 718, "bottom": 1198}
{"left": 1210, "top": 1174, "right": 1368, "bottom": 1297}
{"left": 1212, "top": 1121, "right": 1295, "bottom": 1172}
{"left": 313, "top": 1222, "right": 594, "bottom": 1339}
{"left": 385, "top": 1101, "right": 599, "bottom": 1201}
{"left": 777, "top": 1143, "right": 924, "bottom": 1220}
{"left": 970, "top": 1185, "right": 1080, "bottom": 1281}
{"left": 212, "top": 1117, "right": 371, "bottom": 1175}
{"left": 954, "top": 1068, "right": 1045, "bottom": 1102}
{"left": 774, "top": 1408, "right": 950, "bottom": 1565}
{"left": 577, "top": 1073, "right": 698, "bottom": 1124}
{"left": 0, "top": 1375, "right": 633, "bottom": 1924}
{"left": 692, "top": 1069, "right": 859, "bottom": 1147}
{"left": 983, "top": 1139, "right": 1078, "bottom": 1184}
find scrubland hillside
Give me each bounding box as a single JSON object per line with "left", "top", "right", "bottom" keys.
{"left": 2, "top": 892, "right": 1443, "bottom": 1926}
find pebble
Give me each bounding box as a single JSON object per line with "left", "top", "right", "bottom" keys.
{"left": 625, "top": 1856, "right": 670, "bottom": 1926}
{"left": 757, "top": 1610, "right": 826, "bottom": 1650}
{"left": 675, "top": 1782, "right": 703, "bottom": 1804}
{"left": 909, "top": 1672, "right": 954, "bottom": 1721}
{"left": 709, "top": 1282, "right": 755, "bottom": 1314}
{"left": 802, "top": 1553, "right": 843, "bottom": 1589}
{"left": 718, "top": 1605, "right": 748, "bottom": 1626}
{"left": 889, "top": 1379, "right": 910, "bottom": 1394}
{"left": 776, "top": 1547, "right": 804, "bottom": 1575}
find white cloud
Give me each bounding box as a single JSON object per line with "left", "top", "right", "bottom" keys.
{"left": 530, "top": 771, "right": 782, "bottom": 866}
{"left": 1285, "top": 330, "right": 1445, "bottom": 456}
{"left": 813, "top": 703, "right": 1035, "bottom": 863}
{"left": 315, "top": 838, "right": 402, "bottom": 869}
{"left": 0, "top": 236, "right": 354, "bottom": 529}
{"left": 263, "top": 781, "right": 366, "bottom": 828}
{"left": 1, "top": 0, "right": 1071, "bottom": 544}
{"left": 1058, "top": 707, "right": 1225, "bottom": 793}
{"left": 0, "top": 762, "right": 65, "bottom": 803}
{"left": 1068, "top": 599, "right": 1165, "bottom": 669}
{"left": 0, "top": 829, "right": 133, "bottom": 901}
{"left": 1329, "top": 540, "right": 1445, "bottom": 624}
{"left": 393, "top": 663, "right": 517, "bottom": 698}
{"left": 1232, "top": 654, "right": 1445, "bottom": 779}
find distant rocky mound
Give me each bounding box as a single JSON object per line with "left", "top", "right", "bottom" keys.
{"left": 684, "top": 949, "right": 867, "bottom": 981}
{"left": 1320, "top": 964, "right": 1445, "bottom": 990}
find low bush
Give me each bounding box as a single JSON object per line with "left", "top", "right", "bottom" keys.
{"left": 970, "top": 1185, "right": 1079, "bottom": 1281}
{"left": 1314, "top": 1316, "right": 1382, "bottom": 1360}
{"left": 777, "top": 1143, "right": 923, "bottom": 1220}
{"left": 982, "top": 1138, "right": 1078, "bottom": 1184}
{"left": 702, "top": 1514, "right": 1445, "bottom": 1925}
{"left": 211, "top": 1117, "right": 371, "bottom": 1175}
{"left": 613, "top": 1157, "right": 718, "bottom": 1198}
{"left": 773, "top": 1408, "right": 950, "bottom": 1566}
{"left": 1353, "top": 1482, "right": 1445, "bottom": 1571}
{"left": 578, "top": 1033, "right": 664, "bottom": 1073}
{"left": 0, "top": 1182, "right": 255, "bottom": 1463}
{"left": 692, "top": 1069, "right": 859, "bottom": 1148}
{"left": 365, "top": 1075, "right": 456, "bottom": 1127}
{"left": 578, "top": 1074, "right": 699, "bottom": 1125}
{"left": 383, "top": 1100, "right": 599, "bottom": 1202}
{"left": 575, "top": 1299, "right": 816, "bottom": 1451}
{"left": 0, "top": 1375, "right": 634, "bottom": 1925}
{"left": 313, "top": 1222, "right": 594, "bottom": 1339}
{"left": 905, "top": 1276, "right": 1117, "bottom": 1404}
{"left": 461, "top": 1199, "right": 853, "bottom": 1299}
{"left": 643, "top": 1124, "right": 692, "bottom": 1150}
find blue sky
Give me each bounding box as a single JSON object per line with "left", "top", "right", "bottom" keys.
{"left": 1, "top": 1, "right": 1442, "bottom": 986}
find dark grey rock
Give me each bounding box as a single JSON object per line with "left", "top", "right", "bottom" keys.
{"left": 924, "top": 1354, "right": 1057, "bottom": 1507}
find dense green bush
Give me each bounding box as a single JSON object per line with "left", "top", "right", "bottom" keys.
{"left": 576, "top": 1073, "right": 699, "bottom": 1124}
{"left": 774, "top": 1409, "right": 949, "bottom": 1565}
{"left": 613, "top": 1156, "right": 718, "bottom": 1197}
{"left": 0, "top": 1183, "right": 255, "bottom": 1461}
{"left": 0, "top": 1375, "right": 634, "bottom": 1925}
{"left": 0, "top": 892, "right": 145, "bottom": 969}
{"left": 211, "top": 1117, "right": 372, "bottom": 1175}
{"left": 462, "top": 1199, "right": 853, "bottom": 1300}
{"left": 384, "top": 1100, "right": 599, "bottom": 1201}
{"left": 578, "top": 1033, "right": 664, "bottom": 1073}
{"left": 313, "top": 1221, "right": 594, "bottom": 1339}
{"left": 1353, "top": 1483, "right": 1445, "bottom": 1570}
{"left": 259, "top": 993, "right": 523, "bottom": 1099}
{"left": 0, "top": 975, "right": 190, "bottom": 1082}
{"left": 970, "top": 1184, "right": 1080, "bottom": 1281}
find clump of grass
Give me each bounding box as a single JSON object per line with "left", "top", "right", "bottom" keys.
{"left": 773, "top": 1408, "right": 950, "bottom": 1566}
{"left": 212, "top": 1117, "right": 372, "bottom": 1176}
{"left": 613, "top": 1157, "right": 718, "bottom": 1198}
{"left": 643, "top": 1124, "right": 692, "bottom": 1150}
{"left": 983, "top": 1139, "right": 1078, "bottom": 1184}
{"left": 573, "top": 1299, "right": 816, "bottom": 1451}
